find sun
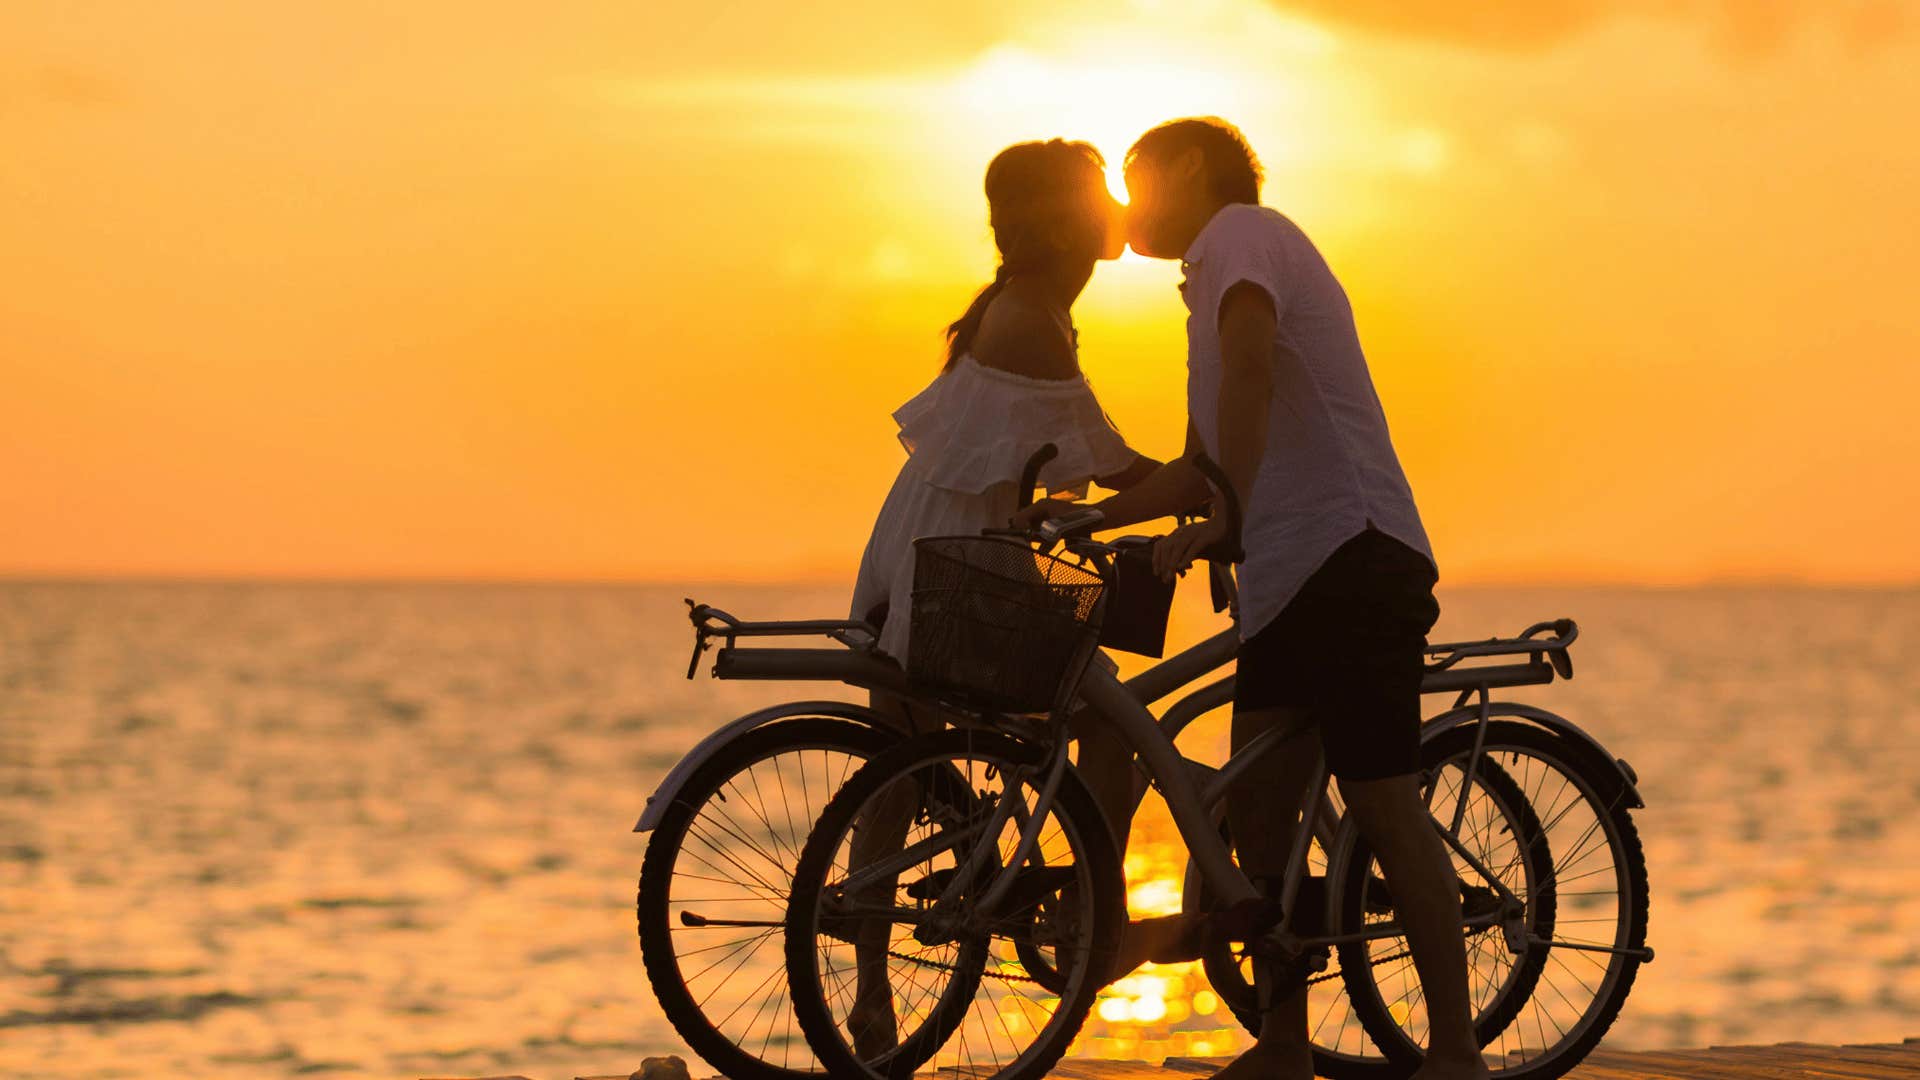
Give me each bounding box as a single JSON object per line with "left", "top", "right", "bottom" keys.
{"left": 951, "top": 46, "right": 1257, "bottom": 202}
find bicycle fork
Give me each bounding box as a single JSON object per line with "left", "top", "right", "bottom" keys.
{"left": 925, "top": 736, "right": 1073, "bottom": 941}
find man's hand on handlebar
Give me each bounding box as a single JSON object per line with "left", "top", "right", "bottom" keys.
{"left": 1151, "top": 515, "right": 1229, "bottom": 583}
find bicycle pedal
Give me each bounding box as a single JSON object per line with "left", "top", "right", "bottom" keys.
{"left": 992, "top": 866, "right": 1081, "bottom": 915}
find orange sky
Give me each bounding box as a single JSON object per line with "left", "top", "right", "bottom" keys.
{"left": 4, "top": 1, "right": 1917, "bottom": 584}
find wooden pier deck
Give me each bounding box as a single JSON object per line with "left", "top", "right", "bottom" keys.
{"left": 447, "top": 1036, "right": 1920, "bottom": 1080}
{"left": 1103, "top": 1038, "right": 1920, "bottom": 1078}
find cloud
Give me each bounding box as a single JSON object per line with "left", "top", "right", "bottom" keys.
{"left": 1263, "top": 0, "right": 1905, "bottom": 57}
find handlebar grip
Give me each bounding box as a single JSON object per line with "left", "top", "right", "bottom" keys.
{"left": 1188, "top": 453, "right": 1245, "bottom": 564}
{"left": 1015, "top": 443, "right": 1059, "bottom": 511}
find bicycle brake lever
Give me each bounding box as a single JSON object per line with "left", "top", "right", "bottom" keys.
{"left": 684, "top": 598, "right": 714, "bottom": 679}
{"left": 1207, "top": 562, "right": 1234, "bottom": 614}
{"left": 695, "top": 626, "right": 718, "bottom": 676}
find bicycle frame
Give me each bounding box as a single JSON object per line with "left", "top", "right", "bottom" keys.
{"left": 968, "top": 608, "right": 1589, "bottom": 952}
{"left": 686, "top": 589, "right": 1593, "bottom": 953}
{"left": 1038, "top": 658, "right": 1540, "bottom": 959}
{"left": 1079, "top": 659, "right": 1328, "bottom": 931}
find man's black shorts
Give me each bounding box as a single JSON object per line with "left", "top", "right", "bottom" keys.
{"left": 1234, "top": 527, "right": 1440, "bottom": 781}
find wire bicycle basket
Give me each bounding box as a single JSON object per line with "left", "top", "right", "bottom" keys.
{"left": 907, "top": 535, "right": 1107, "bottom": 716}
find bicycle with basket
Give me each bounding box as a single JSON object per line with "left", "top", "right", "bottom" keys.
{"left": 641, "top": 444, "right": 1652, "bottom": 1080}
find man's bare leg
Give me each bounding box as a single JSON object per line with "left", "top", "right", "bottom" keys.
{"left": 1207, "top": 706, "right": 1320, "bottom": 1080}
{"left": 1340, "top": 773, "right": 1491, "bottom": 1080}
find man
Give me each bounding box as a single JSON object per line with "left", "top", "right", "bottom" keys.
{"left": 1017, "top": 117, "right": 1488, "bottom": 1080}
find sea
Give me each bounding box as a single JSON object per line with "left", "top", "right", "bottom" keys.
{"left": 2, "top": 581, "right": 1916, "bottom": 1078}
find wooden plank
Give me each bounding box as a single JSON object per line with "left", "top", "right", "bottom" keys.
{"left": 1047, "top": 1062, "right": 1178, "bottom": 1078}
{"left": 1563, "top": 1062, "right": 1668, "bottom": 1080}
{"left": 1159, "top": 1057, "right": 1232, "bottom": 1073}
{"left": 1154, "top": 1060, "right": 1223, "bottom": 1076}
{"left": 1784, "top": 1041, "right": 1920, "bottom": 1071}
{"left": 437, "top": 1037, "right": 1920, "bottom": 1080}
{"left": 1671, "top": 1046, "right": 1861, "bottom": 1078}
{"left": 1699, "top": 1044, "right": 1917, "bottom": 1080}
{"left": 1069, "top": 1040, "right": 1920, "bottom": 1078}
{"left": 1563, "top": 1048, "right": 1799, "bottom": 1080}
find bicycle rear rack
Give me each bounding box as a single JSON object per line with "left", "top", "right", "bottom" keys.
{"left": 684, "top": 599, "right": 880, "bottom": 679}
{"left": 1422, "top": 618, "right": 1577, "bottom": 701}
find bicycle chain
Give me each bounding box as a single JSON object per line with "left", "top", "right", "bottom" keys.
{"left": 1223, "top": 944, "right": 1413, "bottom": 990}
{"left": 884, "top": 946, "right": 1046, "bottom": 987}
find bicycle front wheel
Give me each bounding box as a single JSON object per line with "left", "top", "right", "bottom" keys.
{"left": 785, "top": 728, "right": 1125, "bottom": 1080}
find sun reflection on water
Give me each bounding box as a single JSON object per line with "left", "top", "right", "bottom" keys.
{"left": 1070, "top": 832, "right": 1250, "bottom": 1061}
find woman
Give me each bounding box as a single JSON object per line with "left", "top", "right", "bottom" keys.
{"left": 849, "top": 139, "right": 1155, "bottom": 656}
{"left": 842, "top": 138, "right": 1159, "bottom": 1057}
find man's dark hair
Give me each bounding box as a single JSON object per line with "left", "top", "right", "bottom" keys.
{"left": 1126, "top": 117, "right": 1263, "bottom": 205}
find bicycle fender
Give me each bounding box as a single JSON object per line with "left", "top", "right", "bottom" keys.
{"left": 631, "top": 700, "right": 894, "bottom": 832}
{"left": 1420, "top": 702, "right": 1645, "bottom": 810}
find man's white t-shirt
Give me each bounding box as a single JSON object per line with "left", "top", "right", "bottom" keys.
{"left": 1181, "top": 203, "right": 1436, "bottom": 640}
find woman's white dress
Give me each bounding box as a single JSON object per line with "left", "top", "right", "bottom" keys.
{"left": 850, "top": 354, "right": 1138, "bottom": 664}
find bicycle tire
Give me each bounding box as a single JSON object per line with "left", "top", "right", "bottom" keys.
{"left": 785, "top": 728, "right": 1125, "bottom": 1080}
{"left": 1198, "top": 754, "right": 1541, "bottom": 1080}
{"left": 1334, "top": 747, "right": 1551, "bottom": 1073}
{"left": 1339, "top": 721, "right": 1649, "bottom": 1080}
{"left": 637, "top": 716, "right": 895, "bottom": 1080}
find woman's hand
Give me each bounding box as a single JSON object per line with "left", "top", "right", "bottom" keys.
{"left": 1008, "top": 497, "right": 1083, "bottom": 532}
{"left": 1151, "top": 516, "right": 1228, "bottom": 582}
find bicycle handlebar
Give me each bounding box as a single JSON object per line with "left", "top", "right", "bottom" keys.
{"left": 1015, "top": 443, "right": 1059, "bottom": 512}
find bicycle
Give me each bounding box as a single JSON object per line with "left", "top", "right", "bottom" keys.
{"left": 630, "top": 450, "right": 1088, "bottom": 1079}
{"left": 757, "top": 450, "right": 1652, "bottom": 1080}
{"left": 633, "top": 615, "right": 902, "bottom": 1079}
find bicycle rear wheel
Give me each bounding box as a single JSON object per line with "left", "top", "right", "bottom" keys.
{"left": 1195, "top": 813, "right": 1392, "bottom": 1077}
{"left": 1339, "top": 721, "right": 1648, "bottom": 1080}
{"left": 1198, "top": 758, "right": 1541, "bottom": 1080}
{"left": 637, "top": 717, "right": 894, "bottom": 1080}
{"left": 785, "top": 728, "right": 1125, "bottom": 1080}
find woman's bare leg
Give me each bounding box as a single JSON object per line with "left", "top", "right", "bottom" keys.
{"left": 1070, "top": 708, "right": 1190, "bottom": 982}
{"left": 845, "top": 692, "right": 943, "bottom": 1058}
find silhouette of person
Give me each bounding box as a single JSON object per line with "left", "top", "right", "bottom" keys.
{"left": 1017, "top": 117, "right": 1484, "bottom": 1080}
{"left": 842, "top": 138, "right": 1162, "bottom": 1059}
